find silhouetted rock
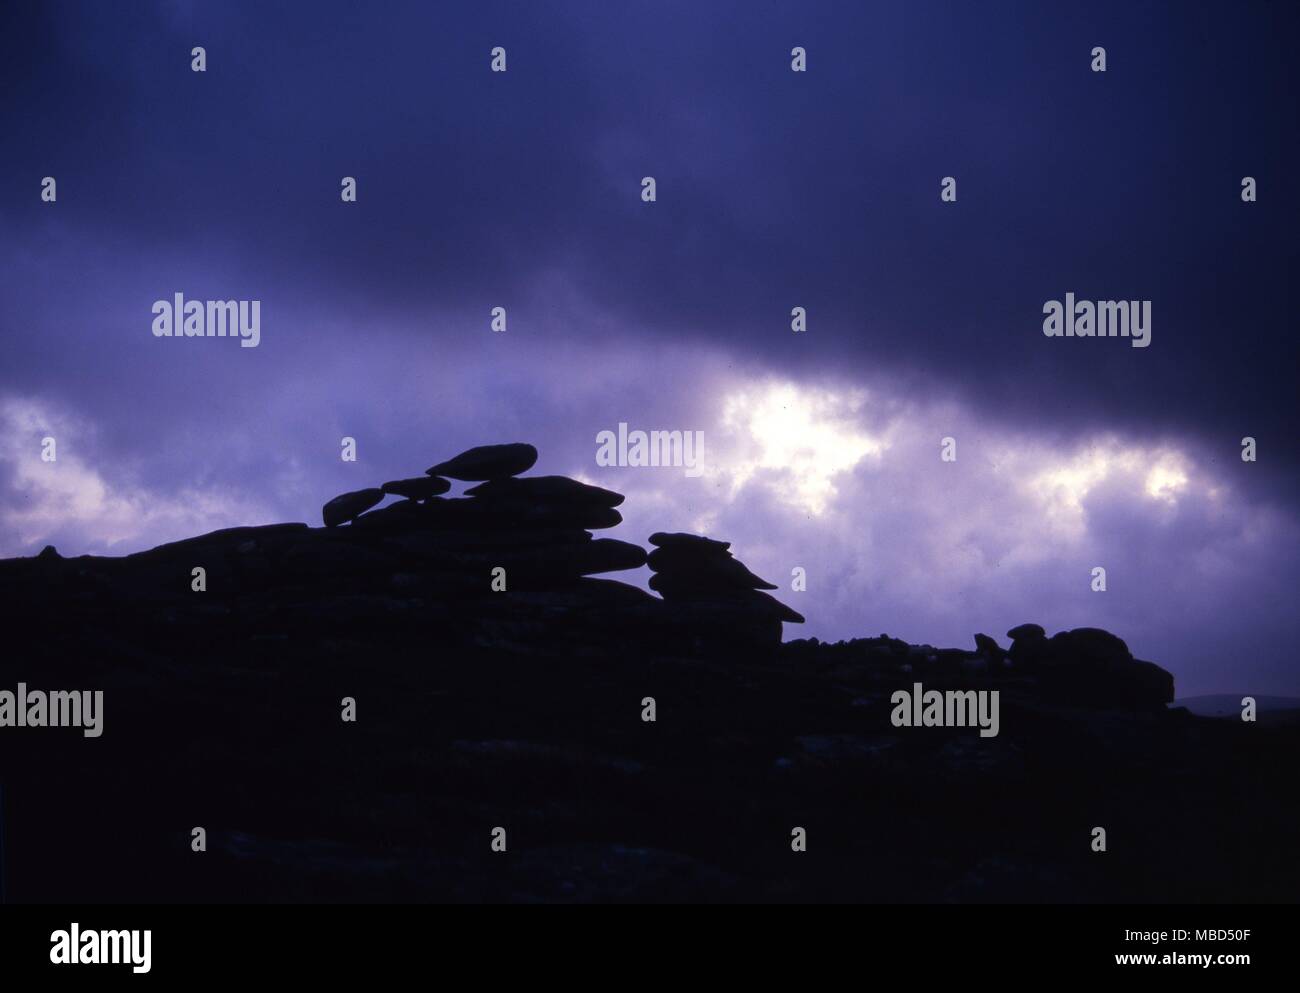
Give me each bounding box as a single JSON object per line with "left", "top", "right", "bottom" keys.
{"left": 464, "top": 475, "right": 624, "bottom": 507}
{"left": 572, "top": 538, "right": 647, "bottom": 574}
{"left": 1007, "top": 622, "right": 1046, "bottom": 642}
{"left": 494, "top": 502, "right": 622, "bottom": 531}
{"left": 647, "top": 571, "right": 776, "bottom": 600}
{"left": 1045, "top": 627, "right": 1132, "bottom": 667}
{"left": 381, "top": 476, "right": 451, "bottom": 500}
{"left": 349, "top": 499, "right": 431, "bottom": 532}
{"left": 974, "top": 633, "right": 1004, "bottom": 660}
{"left": 646, "top": 546, "right": 777, "bottom": 590}
{"left": 649, "top": 532, "right": 731, "bottom": 552}
{"left": 644, "top": 531, "right": 801, "bottom": 644}
{"left": 720, "top": 589, "right": 805, "bottom": 624}
{"left": 1130, "top": 659, "right": 1177, "bottom": 704}
{"left": 389, "top": 525, "right": 594, "bottom": 557}
{"left": 322, "top": 487, "right": 385, "bottom": 527}
{"left": 458, "top": 496, "right": 623, "bottom": 532}
{"left": 1000, "top": 626, "right": 1172, "bottom": 708}
{"left": 426, "top": 443, "right": 538, "bottom": 481}
{"left": 1006, "top": 622, "right": 1048, "bottom": 665}
{"left": 307, "top": 447, "right": 642, "bottom": 592}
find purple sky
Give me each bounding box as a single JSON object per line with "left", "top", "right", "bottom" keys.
{"left": 1, "top": 1, "right": 1297, "bottom": 697}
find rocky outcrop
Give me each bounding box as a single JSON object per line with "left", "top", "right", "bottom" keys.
{"left": 2, "top": 441, "right": 1269, "bottom": 907}
{"left": 1003, "top": 622, "right": 1174, "bottom": 707}
{"left": 310, "top": 447, "right": 807, "bottom": 646}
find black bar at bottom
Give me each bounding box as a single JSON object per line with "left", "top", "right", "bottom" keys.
{"left": 0, "top": 904, "right": 1284, "bottom": 981}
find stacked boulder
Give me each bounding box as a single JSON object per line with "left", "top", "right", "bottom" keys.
{"left": 317, "top": 443, "right": 648, "bottom": 595}
{"left": 453, "top": 473, "right": 646, "bottom": 585}
{"left": 1004, "top": 622, "right": 1173, "bottom": 708}
{"left": 646, "top": 532, "right": 804, "bottom": 645}
{"left": 320, "top": 444, "right": 540, "bottom": 527}
{"left": 317, "top": 446, "right": 806, "bottom": 648}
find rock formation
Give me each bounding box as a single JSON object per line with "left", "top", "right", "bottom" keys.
{"left": 1002, "top": 622, "right": 1174, "bottom": 707}
{"left": 310, "top": 447, "right": 808, "bottom": 647}
{"left": 1, "top": 441, "right": 1285, "bottom": 905}
{"left": 646, "top": 531, "right": 803, "bottom": 646}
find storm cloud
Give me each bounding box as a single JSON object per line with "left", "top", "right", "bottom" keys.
{"left": 1, "top": 0, "right": 1296, "bottom": 695}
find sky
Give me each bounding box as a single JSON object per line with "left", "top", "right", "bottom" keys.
{"left": 1, "top": 1, "right": 1297, "bottom": 696}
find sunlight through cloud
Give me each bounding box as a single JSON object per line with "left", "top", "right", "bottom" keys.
{"left": 716, "top": 381, "right": 885, "bottom": 515}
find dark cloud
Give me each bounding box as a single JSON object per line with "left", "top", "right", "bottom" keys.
{"left": 0, "top": 1, "right": 1296, "bottom": 694}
